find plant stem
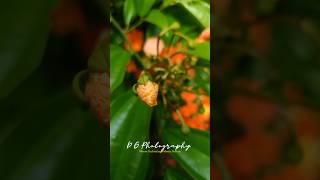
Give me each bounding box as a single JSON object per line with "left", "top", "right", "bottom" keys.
{"left": 173, "top": 32, "right": 194, "bottom": 47}
{"left": 176, "top": 109, "right": 190, "bottom": 134}
{"left": 110, "top": 15, "right": 146, "bottom": 68}
{"left": 157, "top": 36, "right": 160, "bottom": 57}
{"left": 127, "top": 18, "right": 144, "bottom": 32}
{"left": 72, "top": 70, "right": 88, "bottom": 102}
{"left": 168, "top": 34, "right": 176, "bottom": 48}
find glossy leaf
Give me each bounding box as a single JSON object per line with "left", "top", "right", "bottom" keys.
{"left": 161, "top": 0, "right": 177, "bottom": 9}
{"left": 110, "top": 90, "right": 152, "bottom": 180}
{"left": 187, "top": 42, "right": 210, "bottom": 61}
{"left": 145, "top": 10, "right": 169, "bottom": 29}
{"left": 110, "top": 44, "right": 131, "bottom": 93}
{"left": 0, "top": 0, "right": 56, "bottom": 99}
{"left": 162, "top": 128, "right": 210, "bottom": 180}
{"left": 176, "top": 0, "right": 210, "bottom": 27}
{"left": 123, "top": 0, "right": 136, "bottom": 25}
{"left": 0, "top": 89, "right": 106, "bottom": 180}
{"left": 164, "top": 168, "right": 193, "bottom": 180}
{"left": 134, "top": 0, "right": 156, "bottom": 17}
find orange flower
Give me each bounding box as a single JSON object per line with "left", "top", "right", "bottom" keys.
{"left": 126, "top": 60, "right": 138, "bottom": 73}
{"left": 224, "top": 132, "right": 281, "bottom": 179}
{"left": 51, "top": 0, "right": 86, "bottom": 35}
{"left": 181, "top": 91, "right": 197, "bottom": 103}
{"left": 172, "top": 92, "right": 210, "bottom": 131}
{"left": 124, "top": 29, "right": 143, "bottom": 52}
{"left": 226, "top": 95, "right": 276, "bottom": 132}
{"left": 126, "top": 60, "right": 141, "bottom": 79}
{"left": 294, "top": 106, "right": 319, "bottom": 138}
{"left": 161, "top": 43, "right": 186, "bottom": 64}
{"left": 196, "top": 28, "right": 210, "bottom": 43}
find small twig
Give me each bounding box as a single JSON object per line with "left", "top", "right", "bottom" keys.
{"left": 176, "top": 109, "right": 190, "bottom": 134}
{"left": 157, "top": 36, "right": 160, "bottom": 57}
{"left": 127, "top": 18, "right": 144, "bottom": 32}
{"left": 168, "top": 34, "right": 176, "bottom": 48}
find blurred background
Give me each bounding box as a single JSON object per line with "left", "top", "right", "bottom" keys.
{"left": 0, "top": 0, "right": 107, "bottom": 179}
{"left": 213, "top": 0, "right": 320, "bottom": 179}
{"left": 2, "top": 0, "right": 320, "bottom": 179}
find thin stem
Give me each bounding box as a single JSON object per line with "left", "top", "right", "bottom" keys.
{"left": 110, "top": 15, "right": 146, "bottom": 68}
{"left": 157, "top": 36, "right": 160, "bottom": 57}
{"left": 161, "top": 91, "right": 167, "bottom": 108}
{"left": 168, "top": 34, "right": 176, "bottom": 48}
{"left": 176, "top": 109, "right": 190, "bottom": 134}
{"left": 127, "top": 18, "right": 144, "bottom": 32}
{"left": 72, "top": 70, "right": 88, "bottom": 102}
{"left": 173, "top": 32, "right": 194, "bottom": 47}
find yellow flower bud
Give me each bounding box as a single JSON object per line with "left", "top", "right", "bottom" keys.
{"left": 136, "top": 81, "right": 159, "bottom": 107}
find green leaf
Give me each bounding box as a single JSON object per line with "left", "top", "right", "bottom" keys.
{"left": 193, "top": 67, "right": 210, "bottom": 93}
{"left": 134, "top": 0, "right": 156, "bottom": 17}
{"left": 145, "top": 10, "right": 169, "bottom": 29}
{"left": 163, "top": 128, "right": 210, "bottom": 180}
{"left": 187, "top": 42, "right": 210, "bottom": 61}
{"left": 123, "top": 0, "right": 136, "bottom": 25}
{"left": 161, "top": 0, "right": 177, "bottom": 9}
{"left": 176, "top": 0, "right": 210, "bottom": 27}
{"left": 110, "top": 90, "right": 152, "bottom": 180}
{"left": 0, "top": 0, "right": 56, "bottom": 99}
{"left": 0, "top": 89, "right": 106, "bottom": 180}
{"left": 110, "top": 44, "right": 131, "bottom": 93}
{"left": 164, "top": 168, "right": 193, "bottom": 180}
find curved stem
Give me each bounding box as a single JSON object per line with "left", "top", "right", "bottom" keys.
{"left": 72, "top": 70, "right": 88, "bottom": 102}
{"left": 127, "top": 18, "right": 144, "bottom": 32}
{"left": 176, "top": 109, "right": 190, "bottom": 134}
{"left": 110, "top": 15, "right": 146, "bottom": 68}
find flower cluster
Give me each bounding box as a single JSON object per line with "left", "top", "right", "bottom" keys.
{"left": 124, "top": 28, "right": 211, "bottom": 131}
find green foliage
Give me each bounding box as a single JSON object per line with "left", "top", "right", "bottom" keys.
{"left": 164, "top": 168, "right": 192, "bottom": 180}
{"left": 0, "top": 72, "right": 106, "bottom": 180}
{"left": 0, "top": 0, "right": 56, "bottom": 99}
{"left": 110, "top": 45, "right": 131, "bottom": 93}
{"left": 112, "top": 0, "right": 211, "bottom": 179}
{"left": 110, "top": 91, "right": 152, "bottom": 180}
{"left": 145, "top": 10, "right": 169, "bottom": 29}
{"left": 163, "top": 128, "right": 210, "bottom": 180}
{"left": 123, "top": 0, "right": 136, "bottom": 25}
{"left": 176, "top": 0, "right": 210, "bottom": 27}
{"left": 187, "top": 42, "right": 210, "bottom": 61}
{"left": 123, "top": 0, "right": 156, "bottom": 26}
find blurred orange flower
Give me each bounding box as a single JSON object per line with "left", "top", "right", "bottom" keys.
{"left": 126, "top": 60, "right": 141, "bottom": 79}
{"left": 224, "top": 132, "right": 281, "bottom": 179}
{"left": 161, "top": 43, "right": 186, "bottom": 64}
{"left": 196, "top": 28, "right": 210, "bottom": 43}
{"left": 226, "top": 95, "right": 276, "bottom": 132}
{"left": 124, "top": 29, "right": 143, "bottom": 52}
{"left": 51, "top": 0, "right": 86, "bottom": 35}
{"left": 172, "top": 91, "right": 210, "bottom": 130}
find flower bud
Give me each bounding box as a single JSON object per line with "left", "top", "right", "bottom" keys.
{"left": 85, "top": 72, "right": 109, "bottom": 125}
{"left": 136, "top": 80, "right": 159, "bottom": 107}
